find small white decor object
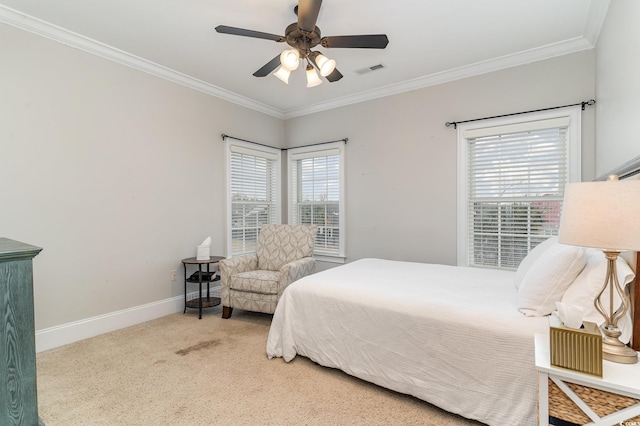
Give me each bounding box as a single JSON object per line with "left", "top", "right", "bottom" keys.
{"left": 196, "top": 236, "right": 211, "bottom": 261}
{"left": 554, "top": 301, "right": 584, "bottom": 330}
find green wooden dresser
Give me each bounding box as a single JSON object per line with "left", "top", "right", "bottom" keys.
{"left": 0, "top": 238, "right": 43, "bottom": 425}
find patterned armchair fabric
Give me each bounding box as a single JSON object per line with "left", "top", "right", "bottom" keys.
{"left": 220, "top": 224, "right": 317, "bottom": 318}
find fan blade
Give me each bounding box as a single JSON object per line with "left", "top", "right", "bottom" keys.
{"left": 325, "top": 68, "right": 343, "bottom": 82}
{"left": 297, "top": 0, "right": 323, "bottom": 34}
{"left": 321, "top": 34, "right": 389, "bottom": 49}
{"left": 253, "top": 55, "right": 282, "bottom": 77}
{"left": 215, "top": 25, "right": 284, "bottom": 42}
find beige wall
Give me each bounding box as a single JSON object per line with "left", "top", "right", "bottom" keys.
{"left": 285, "top": 52, "right": 596, "bottom": 269}
{"left": 594, "top": 0, "right": 640, "bottom": 176}
{"left": 1, "top": 20, "right": 599, "bottom": 333}
{"left": 0, "top": 24, "right": 284, "bottom": 330}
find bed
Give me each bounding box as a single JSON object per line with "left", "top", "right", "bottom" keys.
{"left": 266, "top": 253, "right": 640, "bottom": 425}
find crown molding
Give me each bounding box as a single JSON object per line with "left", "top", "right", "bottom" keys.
{"left": 583, "top": 0, "right": 611, "bottom": 46}
{"left": 0, "top": 5, "right": 285, "bottom": 120}
{"left": 2, "top": 4, "right": 600, "bottom": 122}
{"left": 283, "top": 36, "right": 595, "bottom": 119}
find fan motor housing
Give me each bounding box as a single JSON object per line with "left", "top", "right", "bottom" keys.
{"left": 285, "top": 22, "right": 321, "bottom": 56}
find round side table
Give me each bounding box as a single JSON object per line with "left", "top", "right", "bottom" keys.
{"left": 181, "top": 256, "right": 224, "bottom": 319}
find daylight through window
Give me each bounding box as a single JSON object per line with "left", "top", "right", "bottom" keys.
{"left": 457, "top": 110, "right": 581, "bottom": 269}
{"left": 288, "top": 142, "right": 345, "bottom": 260}
{"left": 226, "top": 141, "right": 280, "bottom": 256}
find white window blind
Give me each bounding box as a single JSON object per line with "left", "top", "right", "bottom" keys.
{"left": 457, "top": 110, "right": 581, "bottom": 269}
{"left": 288, "top": 142, "right": 345, "bottom": 260}
{"left": 226, "top": 140, "right": 280, "bottom": 256}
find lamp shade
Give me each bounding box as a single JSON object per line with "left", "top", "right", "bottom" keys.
{"left": 558, "top": 177, "right": 640, "bottom": 251}
{"left": 306, "top": 65, "right": 322, "bottom": 87}
{"left": 279, "top": 49, "right": 300, "bottom": 71}
{"left": 314, "top": 53, "right": 336, "bottom": 77}
{"left": 274, "top": 66, "right": 291, "bottom": 84}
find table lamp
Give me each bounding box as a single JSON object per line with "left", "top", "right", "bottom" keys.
{"left": 558, "top": 175, "right": 640, "bottom": 364}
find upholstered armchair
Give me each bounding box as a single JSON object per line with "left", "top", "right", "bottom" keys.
{"left": 219, "top": 224, "right": 317, "bottom": 319}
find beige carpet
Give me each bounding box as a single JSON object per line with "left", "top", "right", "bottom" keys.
{"left": 36, "top": 309, "right": 484, "bottom": 425}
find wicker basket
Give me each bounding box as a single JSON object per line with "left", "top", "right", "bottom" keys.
{"left": 548, "top": 378, "right": 640, "bottom": 425}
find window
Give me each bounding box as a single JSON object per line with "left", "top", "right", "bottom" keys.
{"left": 457, "top": 108, "right": 581, "bottom": 269}
{"left": 288, "top": 142, "right": 345, "bottom": 262}
{"left": 226, "top": 139, "right": 281, "bottom": 256}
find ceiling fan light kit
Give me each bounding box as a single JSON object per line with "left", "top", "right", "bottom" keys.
{"left": 279, "top": 49, "right": 300, "bottom": 71}
{"left": 314, "top": 53, "right": 336, "bottom": 77}
{"left": 215, "top": 0, "right": 389, "bottom": 88}
{"left": 274, "top": 66, "right": 291, "bottom": 84}
{"left": 305, "top": 64, "right": 323, "bottom": 88}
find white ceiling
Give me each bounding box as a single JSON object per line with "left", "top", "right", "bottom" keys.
{"left": 0, "top": 0, "right": 610, "bottom": 119}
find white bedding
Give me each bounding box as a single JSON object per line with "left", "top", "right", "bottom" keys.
{"left": 266, "top": 258, "right": 550, "bottom": 426}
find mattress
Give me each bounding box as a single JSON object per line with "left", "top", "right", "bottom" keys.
{"left": 266, "top": 258, "right": 550, "bottom": 426}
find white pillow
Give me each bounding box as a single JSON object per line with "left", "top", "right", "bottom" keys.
{"left": 517, "top": 243, "right": 585, "bottom": 316}
{"left": 514, "top": 237, "right": 558, "bottom": 289}
{"left": 561, "top": 248, "right": 635, "bottom": 343}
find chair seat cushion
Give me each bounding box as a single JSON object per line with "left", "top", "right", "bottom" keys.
{"left": 229, "top": 270, "right": 280, "bottom": 294}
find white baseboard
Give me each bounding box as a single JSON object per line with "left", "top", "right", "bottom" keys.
{"left": 35, "top": 287, "right": 221, "bottom": 353}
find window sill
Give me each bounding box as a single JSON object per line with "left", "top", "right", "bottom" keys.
{"left": 314, "top": 254, "right": 346, "bottom": 264}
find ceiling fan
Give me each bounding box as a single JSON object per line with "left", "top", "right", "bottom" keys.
{"left": 215, "top": 0, "right": 389, "bottom": 86}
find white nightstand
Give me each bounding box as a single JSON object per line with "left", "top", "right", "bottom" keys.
{"left": 535, "top": 333, "right": 640, "bottom": 426}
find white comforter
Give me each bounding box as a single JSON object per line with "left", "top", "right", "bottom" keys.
{"left": 267, "top": 258, "right": 549, "bottom": 426}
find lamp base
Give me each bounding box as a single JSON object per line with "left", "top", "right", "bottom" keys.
{"left": 593, "top": 250, "right": 639, "bottom": 365}
{"left": 602, "top": 336, "right": 639, "bottom": 364}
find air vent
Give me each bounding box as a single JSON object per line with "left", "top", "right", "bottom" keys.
{"left": 355, "top": 63, "right": 386, "bottom": 75}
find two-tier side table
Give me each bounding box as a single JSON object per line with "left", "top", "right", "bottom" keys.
{"left": 181, "top": 256, "right": 224, "bottom": 319}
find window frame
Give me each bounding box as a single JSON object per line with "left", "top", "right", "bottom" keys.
{"left": 225, "top": 138, "right": 281, "bottom": 257}
{"left": 287, "top": 141, "right": 346, "bottom": 263}
{"left": 456, "top": 107, "right": 582, "bottom": 268}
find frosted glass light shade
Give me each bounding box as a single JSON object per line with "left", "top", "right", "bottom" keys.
{"left": 558, "top": 177, "right": 640, "bottom": 251}
{"left": 274, "top": 66, "right": 291, "bottom": 84}
{"left": 314, "top": 53, "right": 336, "bottom": 77}
{"left": 306, "top": 65, "right": 322, "bottom": 87}
{"left": 279, "top": 49, "right": 300, "bottom": 71}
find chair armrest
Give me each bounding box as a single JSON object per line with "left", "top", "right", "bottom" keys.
{"left": 219, "top": 254, "right": 258, "bottom": 305}
{"left": 219, "top": 254, "right": 258, "bottom": 277}
{"left": 278, "top": 257, "right": 316, "bottom": 297}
